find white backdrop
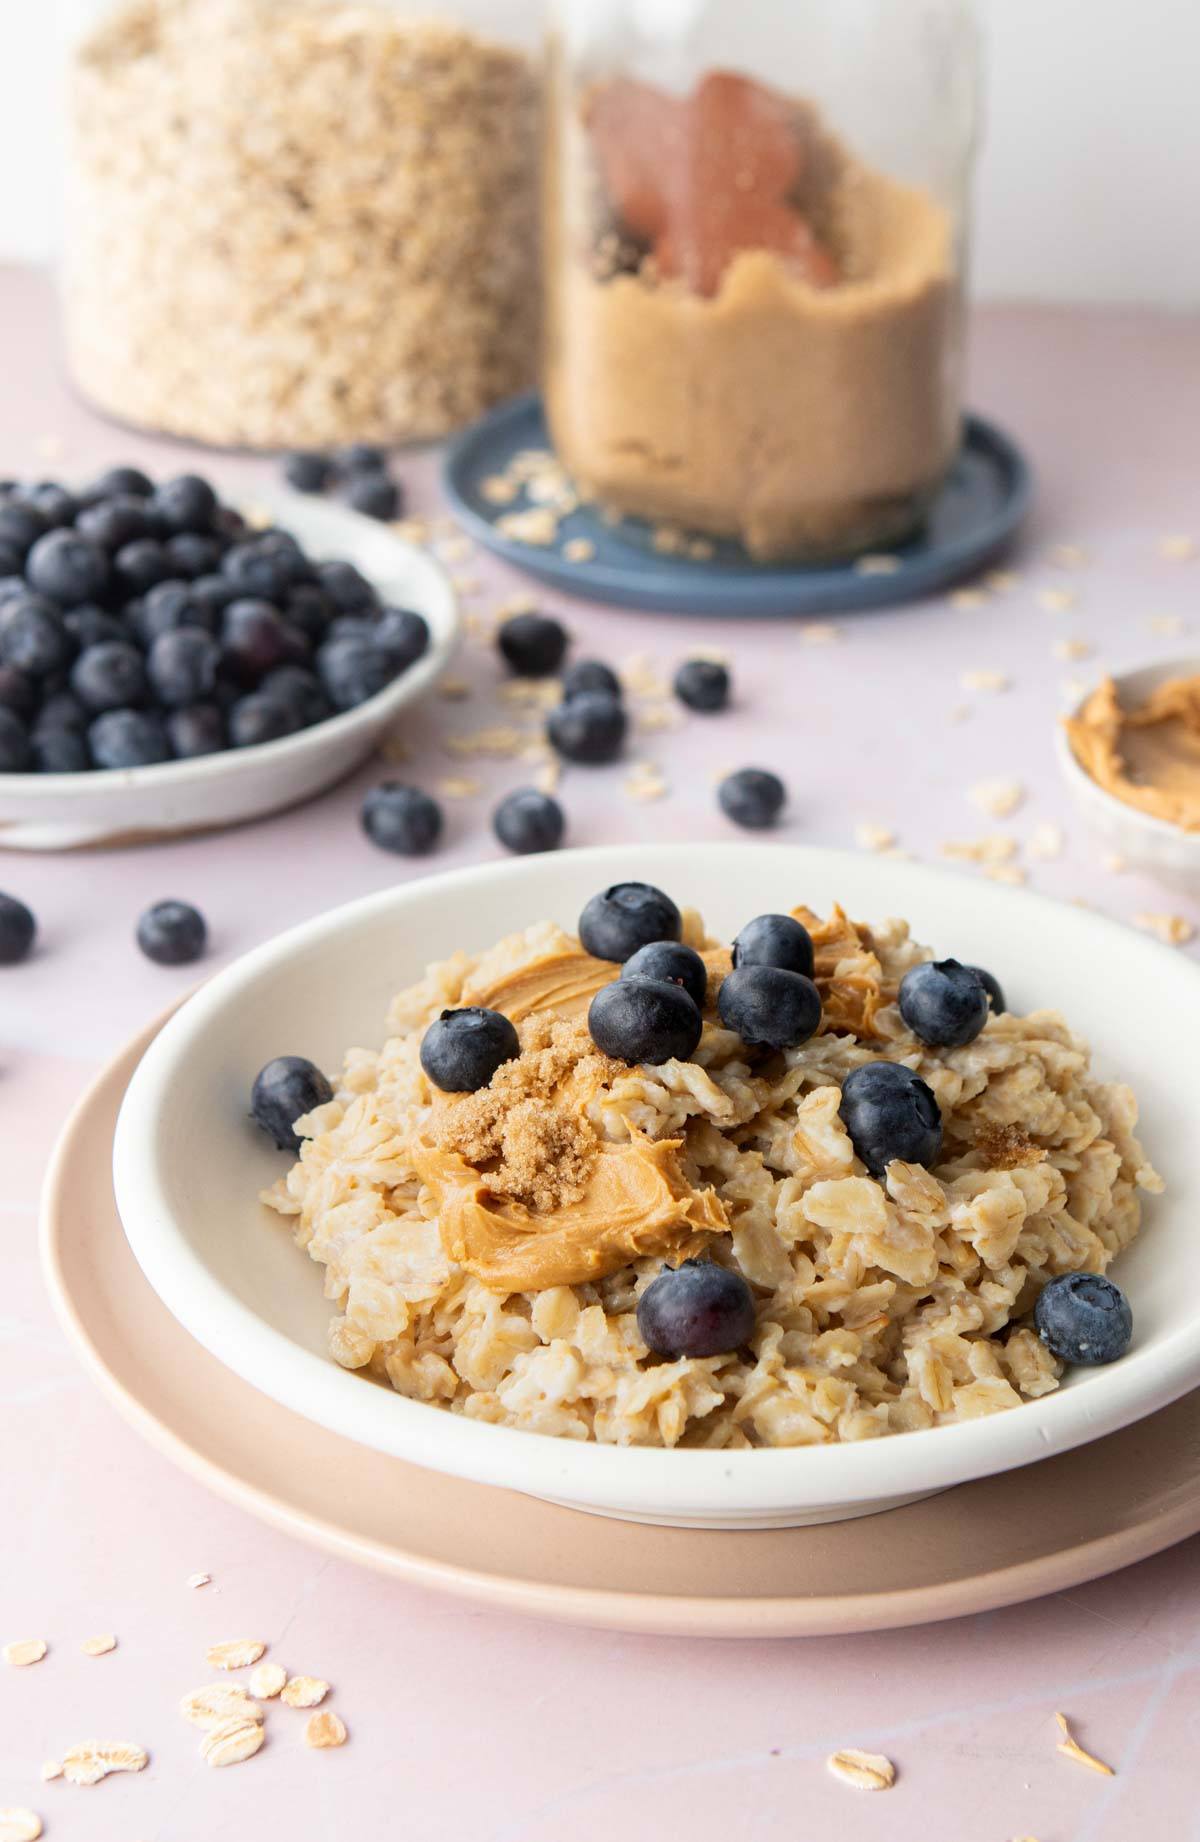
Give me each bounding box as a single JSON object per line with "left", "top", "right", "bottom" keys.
{"left": 2, "top": 0, "right": 1198, "bottom": 307}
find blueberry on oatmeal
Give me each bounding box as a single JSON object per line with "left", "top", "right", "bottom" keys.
{"left": 717, "top": 964, "right": 821, "bottom": 1050}
{"left": 899, "top": 959, "right": 990, "bottom": 1048}
{"left": 638, "top": 1260, "right": 756, "bottom": 1359}
{"left": 620, "top": 940, "right": 708, "bottom": 1009}
{"left": 420, "top": 1007, "right": 521, "bottom": 1093}
{"left": 732, "top": 913, "right": 814, "bottom": 978}
{"left": 588, "top": 977, "right": 703, "bottom": 1066}
{"left": 252, "top": 1055, "right": 335, "bottom": 1152}
{"left": 839, "top": 1061, "right": 943, "bottom": 1177}
{"left": 579, "top": 882, "right": 683, "bottom": 962}
{"left": 1034, "top": 1271, "right": 1133, "bottom": 1366}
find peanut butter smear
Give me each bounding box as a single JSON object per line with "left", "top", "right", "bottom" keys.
{"left": 793, "top": 904, "right": 893, "bottom": 1039}
{"left": 1065, "top": 675, "right": 1200, "bottom": 832}
{"left": 459, "top": 941, "right": 618, "bottom": 1023}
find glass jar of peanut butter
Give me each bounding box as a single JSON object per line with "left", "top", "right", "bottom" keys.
{"left": 544, "top": 0, "right": 980, "bottom": 563}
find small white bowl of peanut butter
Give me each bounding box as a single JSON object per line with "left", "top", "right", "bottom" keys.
{"left": 1058, "top": 657, "right": 1200, "bottom": 895}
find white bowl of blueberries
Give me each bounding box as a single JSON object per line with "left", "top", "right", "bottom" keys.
{"left": 0, "top": 459, "right": 459, "bottom": 850}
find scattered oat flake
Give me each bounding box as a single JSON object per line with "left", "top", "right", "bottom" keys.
{"left": 855, "top": 823, "right": 895, "bottom": 852}
{"left": 942, "top": 835, "right": 1018, "bottom": 865}
{"left": 392, "top": 518, "right": 431, "bottom": 547}
{"left": 436, "top": 775, "right": 482, "bottom": 800}
{"left": 1049, "top": 542, "right": 1089, "bottom": 568}
{"left": 1053, "top": 637, "right": 1091, "bottom": 661}
{"left": 380, "top": 731, "right": 414, "bottom": 764}
{"left": 438, "top": 534, "right": 475, "bottom": 564}
{"left": 652, "top": 524, "right": 688, "bottom": 556}
{"left": 855, "top": 553, "right": 901, "bottom": 576}
{"left": 3, "top": 1640, "right": 47, "bottom": 1668}
{"left": 248, "top": 1662, "right": 288, "bottom": 1701}
{"left": 1159, "top": 534, "right": 1196, "bottom": 561}
{"left": 960, "top": 668, "right": 1009, "bottom": 692}
{"left": 180, "top": 1683, "right": 262, "bottom": 1729}
{"left": 1148, "top": 613, "right": 1186, "bottom": 636}
{"left": 1028, "top": 822, "right": 1064, "bottom": 861}
{"left": 497, "top": 593, "right": 538, "bottom": 620}
{"left": 563, "top": 537, "right": 596, "bottom": 563}
{"left": 186, "top": 1572, "right": 211, "bottom": 1589}
{"left": 633, "top": 703, "right": 683, "bottom": 734}
{"left": 984, "top": 569, "right": 1021, "bottom": 592}
{"left": 984, "top": 863, "right": 1028, "bottom": 886}
{"left": 619, "top": 654, "right": 670, "bottom": 700}
{"left": 969, "top": 778, "right": 1025, "bottom": 819}
{"left": 624, "top": 770, "right": 669, "bottom": 803}
{"left": 201, "top": 1717, "right": 266, "bottom": 1768}
{"left": 305, "top": 1711, "right": 348, "bottom": 1750}
{"left": 950, "top": 588, "right": 988, "bottom": 611}
{"left": 1103, "top": 851, "right": 1127, "bottom": 874}
{"left": 801, "top": 623, "right": 839, "bottom": 644}
{"left": 444, "top": 725, "right": 527, "bottom": 758}
{"left": 1134, "top": 912, "right": 1195, "bottom": 947}
{"left": 282, "top": 1675, "right": 330, "bottom": 1709}
{"left": 498, "top": 678, "right": 561, "bottom": 710}
{"left": 826, "top": 1749, "right": 896, "bottom": 1791}
{"left": 437, "top": 677, "right": 471, "bottom": 701}
{"left": 62, "top": 1742, "right": 148, "bottom": 1785}
{"left": 496, "top": 507, "right": 560, "bottom": 547}
{"left": 206, "top": 1639, "right": 266, "bottom": 1671}
{"left": 1038, "top": 587, "right": 1078, "bottom": 613}
{"left": 686, "top": 537, "right": 716, "bottom": 560}
{"left": 38, "top": 1766, "right": 60, "bottom": 1785}
{"left": 481, "top": 475, "right": 518, "bottom": 506}
{"left": 1054, "top": 1712, "right": 1114, "bottom": 1777}
{"left": 534, "top": 758, "right": 561, "bottom": 795}
{"left": 0, "top": 1810, "right": 42, "bottom": 1842}
{"left": 81, "top": 1634, "right": 117, "bottom": 1656}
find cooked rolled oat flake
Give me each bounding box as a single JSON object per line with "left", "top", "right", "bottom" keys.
{"left": 826, "top": 1748, "right": 896, "bottom": 1791}
{"left": 281, "top": 1674, "right": 330, "bottom": 1709}
{"left": 305, "top": 1710, "right": 348, "bottom": 1749}
{"left": 2, "top": 1639, "right": 47, "bottom": 1668}
{"left": 206, "top": 1639, "right": 267, "bottom": 1671}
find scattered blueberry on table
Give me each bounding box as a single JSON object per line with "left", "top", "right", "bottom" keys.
{"left": 251, "top": 1055, "right": 335, "bottom": 1153}
{"left": 717, "top": 766, "right": 786, "bottom": 829}
{"left": 561, "top": 658, "right": 621, "bottom": 701}
{"left": 420, "top": 1007, "right": 521, "bottom": 1093}
{"left": 493, "top": 787, "right": 566, "bottom": 855}
{"left": 899, "top": 959, "right": 990, "bottom": 1048}
{"left": 637, "top": 1259, "right": 756, "bottom": 1359}
{"left": 1034, "top": 1271, "right": 1134, "bottom": 1365}
{"left": 838, "top": 1061, "right": 944, "bottom": 1177}
{"left": 136, "top": 899, "right": 208, "bottom": 967}
{"left": 0, "top": 466, "right": 430, "bottom": 777}
{"left": 0, "top": 891, "right": 36, "bottom": 965}
{"left": 579, "top": 881, "right": 683, "bottom": 962}
{"left": 547, "top": 689, "right": 627, "bottom": 764}
{"left": 620, "top": 940, "right": 708, "bottom": 1009}
{"left": 280, "top": 444, "right": 404, "bottom": 520}
{"left": 361, "top": 782, "right": 444, "bottom": 855}
{"left": 344, "top": 472, "right": 402, "bottom": 522}
{"left": 673, "top": 657, "right": 730, "bottom": 713}
{"left": 498, "top": 611, "right": 568, "bottom": 679}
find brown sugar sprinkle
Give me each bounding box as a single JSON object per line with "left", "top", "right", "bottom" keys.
{"left": 305, "top": 1710, "right": 348, "bottom": 1750}
{"left": 3, "top": 1640, "right": 47, "bottom": 1668}
{"left": 1054, "top": 1711, "right": 1115, "bottom": 1777}
{"left": 972, "top": 1122, "right": 1046, "bottom": 1170}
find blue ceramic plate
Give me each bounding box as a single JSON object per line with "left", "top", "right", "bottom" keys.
{"left": 443, "top": 394, "right": 1033, "bottom": 618}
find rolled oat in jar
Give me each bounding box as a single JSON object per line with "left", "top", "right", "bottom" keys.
{"left": 63, "top": 0, "right": 541, "bottom": 447}
{"left": 544, "top": 0, "right": 980, "bottom": 562}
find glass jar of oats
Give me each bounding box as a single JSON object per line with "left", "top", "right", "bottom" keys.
{"left": 544, "top": 0, "right": 980, "bottom": 562}
{"left": 59, "top": 0, "right": 541, "bottom": 448}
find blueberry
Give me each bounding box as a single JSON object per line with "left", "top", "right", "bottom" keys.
{"left": 77, "top": 494, "right": 158, "bottom": 550}
{"left": 621, "top": 941, "right": 707, "bottom": 1009}
{"left": 337, "top": 442, "right": 387, "bottom": 475}
{"left": 717, "top": 965, "right": 821, "bottom": 1050}
{"left": 284, "top": 584, "right": 335, "bottom": 644}
{"left": 71, "top": 641, "right": 148, "bottom": 714}
{"left": 1034, "top": 1271, "right": 1133, "bottom": 1366}
{"left": 147, "top": 627, "right": 219, "bottom": 707}
{"left": 88, "top": 708, "right": 171, "bottom": 770}
{"left": 839, "top": 1061, "right": 943, "bottom": 1178}
{"left": 25, "top": 529, "right": 109, "bottom": 606}
{"left": 82, "top": 464, "right": 153, "bottom": 503}
{"left": 262, "top": 665, "right": 331, "bottom": 728}
{"left": 637, "top": 1259, "right": 756, "bottom": 1359}
{"left": 34, "top": 690, "right": 89, "bottom": 736}
{"left": 498, "top": 612, "right": 568, "bottom": 678}
{"left": 0, "top": 892, "right": 36, "bottom": 963}
{"left": 561, "top": 658, "right": 621, "bottom": 701}
{"left": 221, "top": 539, "right": 294, "bottom": 602}
{"left": 0, "top": 706, "right": 31, "bottom": 772}
{"left": 674, "top": 658, "right": 730, "bottom": 713}
{"left": 251, "top": 1055, "right": 335, "bottom": 1152}
{"left": 165, "top": 533, "right": 224, "bottom": 579}
{"left": 0, "top": 501, "right": 47, "bottom": 558}
{"left": 33, "top": 728, "right": 89, "bottom": 773}
{"left": 376, "top": 606, "right": 429, "bottom": 670}
{"left": 15, "top": 482, "right": 78, "bottom": 529}
{"left": 420, "top": 1007, "right": 520, "bottom": 1093}
{"left": 134, "top": 898, "right": 207, "bottom": 966}
{"left": 579, "top": 882, "right": 682, "bottom": 962}
{"left": 492, "top": 786, "right": 565, "bottom": 855}
{"left": 152, "top": 473, "right": 218, "bottom": 534}
{"left": 967, "top": 965, "right": 1006, "bottom": 1014}
{"left": 222, "top": 599, "right": 307, "bottom": 684}
{"left": 718, "top": 767, "right": 786, "bottom": 830}
{"left": 732, "top": 914, "right": 814, "bottom": 978}
{"left": 899, "top": 959, "right": 990, "bottom": 1049}
{"left": 344, "top": 472, "right": 401, "bottom": 521}
{"left": 0, "top": 665, "right": 36, "bottom": 717}
{"left": 190, "top": 573, "right": 241, "bottom": 620}
{"left": 0, "top": 546, "right": 21, "bottom": 579}
{"left": 0, "top": 596, "right": 74, "bottom": 677}
{"left": 361, "top": 782, "right": 443, "bottom": 855}
{"left": 132, "top": 580, "right": 208, "bottom": 645}
{"left": 0, "top": 577, "right": 26, "bottom": 605}
{"left": 547, "top": 690, "right": 626, "bottom": 764}
{"left": 316, "top": 633, "right": 396, "bottom": 710}
{"left": 167, "top": 703, "right": 226, "bottom": 759}
{"left": 284, "top": 450, "right": 335, "bottom": 493}
{"left": 317, "top": 559, "right": 377, "bottom": 614}
{"left": 228, "top": 693, "right": 299, "bottom": 748}
{"left": 588, "top": 977, "right": 702, "bottom": 1065}
{"left": 114, "top": 538, "right": 173, "bottom": 595}
{"left": 63, "top": 605, "right": 125, "bottom": 650}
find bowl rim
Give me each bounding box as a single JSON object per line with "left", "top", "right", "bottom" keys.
{"left": 1056, "top": 653, "right": 1200, "bottom": 845}
{"left": 111, "top": 842, "right": 1200, "bottom": 1517}
{"left": 0, "top": 487, "right": 461, "bottom": 801}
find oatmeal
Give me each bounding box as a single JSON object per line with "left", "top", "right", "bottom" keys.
{"left": 262, "top": 900, "right": 1159, "bottom": 1448}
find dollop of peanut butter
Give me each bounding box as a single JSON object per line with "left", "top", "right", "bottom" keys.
{"left": 1065, "top": 674, "right": 1200, "bottom": 832}
{"left": 460, "top": 942, "right": 618, "bottom": 1023}
{"left": 414, "top": 1132, "right": 728, "bottom": 1291}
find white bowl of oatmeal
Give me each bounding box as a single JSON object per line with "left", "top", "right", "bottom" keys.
{"left": 112, "top": 844, "right": 1200, "bottom": 1529}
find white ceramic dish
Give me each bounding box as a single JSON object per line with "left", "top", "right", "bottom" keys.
{"left": 0, "top": 488, "right": 460, "bottom": 851}
{"left": 1057, "top": 656, "right": 1200, "bottom": 897}
{"left": 112, "top": 843, "right": 1200, "bottom": 1530}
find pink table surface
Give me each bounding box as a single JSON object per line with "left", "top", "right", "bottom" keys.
{"left": 3, "top": 266, "right": 1200, "bottom": 1840}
